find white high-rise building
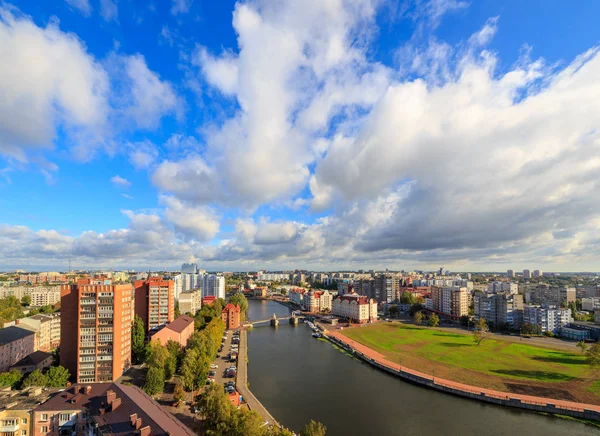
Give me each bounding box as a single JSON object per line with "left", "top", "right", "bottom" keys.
{"left": 523, "top": 306, "right": 572, "bottom": 334}
{"left": 533, "top": 269, "right": 543, "bottom": 278}
{"left": 181, "top": 263, "right": 198, "bottom": 274}
{"left": 203, "top": 274, "right": 226, "bottom": 300}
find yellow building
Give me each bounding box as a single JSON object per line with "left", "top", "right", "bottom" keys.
{"left": 0, "top": 388, "right": 51, "bottom": 436}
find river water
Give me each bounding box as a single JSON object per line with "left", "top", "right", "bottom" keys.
{"left": 246, "top": 299, "right": 596, "bottom": 436}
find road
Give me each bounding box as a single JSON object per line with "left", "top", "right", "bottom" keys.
{"left": 210, "top": 329, "right": 238, "bottom": 385}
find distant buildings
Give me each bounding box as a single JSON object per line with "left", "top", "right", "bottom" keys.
{"left": 373, "top": 275, "right": 400, "bottom": 304}
{"left": 526, "top": 285, "right": 576, "bottom": 306}
{"left": 181, "top": 262, "right": 199, "bottom": 274}
{"left": 60, "top": 280, "right": 133, "bottom": 383}
{"left": 0, "top": 326, "right": 36, "bottom": 372}
{"left": 150, "top": 315, "right": 195, "bottom": 347}
{"left": 430, "top": 286, "right": 470, "bottom": 319}
{"left": 582, "top": 297, "right": 600, "bottom": 312}
{"left": 0, "top": 286, "right": 61, "bottom": 307}
{"left": 523, "top": 269, "right": 531, "bottom": 279}
{"left": 486, "top": 282, "right": 518, "bottom": 294}
{"left": 303, "top": 290, "right": 333, "bottom": 312}
{"left": 178, "top": 289, "right": 202, "bottom": 315}
{"left": 257, "top": 272, "right": 290, "bottom": 281}
{"left": 332, "top": 292, "right": 377, "bottom": 323}
{"left": 12, "top": 313, "right": 60, "bottom": 351}
{"left": 175, "top": 273, "right": 225, "bottom": 300}
{"left": 289, "top": 288, "right": 308, "bottom": 306}
{"left": 134, "top": 277, "right": 175, "bottom": 332}
{"left": 533, "top": 269, "right": 543, "bottom": 278}
{"left": 507, "top": 269, "right": 515, "bottom": 278}
{"left": 222, "top": 304, "right": 241, "bottom": 330}
{"left": 474, "top": 292, "right": 524, "bottom": 328}
{"left": 32, "top": 383, "right": 195, "bottom": 436}
{"left": 523, "top": 306, "right": 572, "bottom": 334}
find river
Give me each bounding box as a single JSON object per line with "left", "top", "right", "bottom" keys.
{"left": 246, "top": 299, "right": 596, "bottom": 436}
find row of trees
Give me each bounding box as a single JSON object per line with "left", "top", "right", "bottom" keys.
{"left": 143, "top": 339, "right": 183, "bottom": 396}
{"left": 0, "top": 366, "right": 70, "bottom": 389}
{"left": 198, "top": 383, "right": 327, "bottom": 436}
{"left": 412, "top": 311, "right": 440, "bottom": 328}
{"left": 181, "top": 317, "right": 225, "bottom": 392}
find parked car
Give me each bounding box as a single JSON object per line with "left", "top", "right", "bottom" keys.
{"left": 210, "top": 364, "right": 218, "bottom": 369}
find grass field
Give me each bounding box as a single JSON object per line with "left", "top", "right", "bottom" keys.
{"left": 341, "top": 322, "right": 600, "bottom": 404}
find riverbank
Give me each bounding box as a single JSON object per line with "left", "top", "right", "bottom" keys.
{"left": 325, "top": 329, "right": 600, "bottom": 423}
{"left": 237, "top": 329, "right": 279, "bottom": 426}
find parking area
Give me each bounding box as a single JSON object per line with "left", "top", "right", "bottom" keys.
{"left": 207, "top": 329, "right": 240, "bottom": 393}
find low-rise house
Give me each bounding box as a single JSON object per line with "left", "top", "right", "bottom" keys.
{"left": 32, "top": 383, "right": 195, "bottom": 436}
{"left": 11, "top": 351, "right": 54, "bottom": 374}
{"left": 0, "top": 326, "right": 36, "bottom": 372}
{"left": 0, "top": 387, "right": 52, "bottom": 436}
{"left": 149, "top": 315, "right": 195, "bottom": 347}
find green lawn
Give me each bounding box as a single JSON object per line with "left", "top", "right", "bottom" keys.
{"left": 343, "top": 323, "right": 590, "bottom": 383}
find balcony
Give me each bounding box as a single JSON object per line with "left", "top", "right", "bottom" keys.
{"left": 0, "top": 423, "right": 19, "bottom": 432}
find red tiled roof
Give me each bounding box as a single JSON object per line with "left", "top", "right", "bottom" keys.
{"left": 222, "top": 303, "right": 240, "bottom": 313}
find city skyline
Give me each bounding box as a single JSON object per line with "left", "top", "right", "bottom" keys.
{"left": 2, "top": 0, "right": 600, "bottom": 272}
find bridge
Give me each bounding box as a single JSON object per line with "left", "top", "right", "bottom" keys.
{"left": 247, "top": 313, "right": 304, "bottom": 327}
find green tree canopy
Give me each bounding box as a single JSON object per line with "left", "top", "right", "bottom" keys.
{"left": 181, "top": 348, "right": 209, "bottom": 391}
{"left": 0, "top": 370, "right": 23, "bottom": 388}
{"left": 473, "top": 318, "right": 490, "bottom": 346}
{"left": 0, "top": 296, "right": 24, "bottom": 326}
{"left": 229, "top": 293, "right": 248, "bottom": 320}
{"left": 428, "top": 313, "right": 440, "bottom": 328}
{"left": 21, "top": 295, "right": 31, "bottom": 306}
{"left": 131, "top": 315, "right": 146, "bottom": 364}
{"left": 587, "top": 342, "right": 600, "bottom": 368}
{"left": 22, "top": 369, "right": 47, "bottom": 388}
{"left": 300, "top": 420, "right": 328, "bottom": 436}
{"left": 400, "top": 291, "right": 416, "bottom": 305}
{"left": 45, "top": 365, "right": 70, "bottom": 387}
{"left": 143, "top": 366, "right": 165, "bottom": 396}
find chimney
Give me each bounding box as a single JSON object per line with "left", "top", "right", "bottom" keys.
{"left": 86, "top": 385, "right": 92, "bottom": 394}
{"left": 15, "top": 319, "right": 20, "bottom": 325}
{"left": 135, "top": 418, "right": 142, "bottom": 429}
{"left": 139, "top": 426, "right": 151, "bottom": 436}
{"left": 106, "top": 390, "right": 116, "bottom": 405}
{"left": 130, "top": 414, "right": 138, "bottom": 427}
{"left": 111, "top": 397, "right": 121, "bottom": 411}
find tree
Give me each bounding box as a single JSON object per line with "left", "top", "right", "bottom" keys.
{"left": 587, "top": 342, "right": 600, "bottom": 369}
{"left": 473, "top": 318, "right": 489, "bottom": 346}
{"left": 131, "top": 315, "right": 146, "bottom": 364}
{"left": 229, "top": 293, "right": 248, "bottom": 321}
{"left": 173, "top": 380, "right": 186, "bottom": 404}
{"left": 174, "top": 300, "right": 181, "bottom": 319}
{"left": 21, "top": 295, "right": 31, "bottom": 306}
{"left": 413, "top": 311, "right": 423, "bottom": 325}
{"left": 181, "top": 348, "right": 209, "bottom": 391}
{"left": 45, "top": 365, "right": 70, "bottom": 387}
{"left": 300, "top": 420, "right": 327, "bottom": 436}
{"left": 22, "top": 369, "right": 47, "bottom": 387}
{"left": 408, "top": 303, "right": 423, "bottom": 317}
{"left": 143, "top": 366, "right": 165, "bottom": 396}
{"left": 428, "top": 313, "right": 440, "bottom": 328}
{"left": 0, "top": 296, "right": 24, "bottom": 326}
{"left": 577, "top": 340, "right": 588, "bottom": 354}
{"left": 400, "top": 291, "right": 416, "bottom": 305}
{"left": 197, "top": 383, "right": 233, "bottom": 430}
{"left": 166, "top": 340, "right": 183, "bottom": 371}
{"left": 521, "top": 323, "right": 536, "bottom": 335}
{"left": 459, "top": 315, "right": 470, "bottom": 327}
{"left": 388, "top": 306, "right": 399, "bottom": 317}
{"left": 0, "top": 370, "right": 23, "bottom": 388}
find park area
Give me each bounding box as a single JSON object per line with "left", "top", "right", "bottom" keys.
{"left": 341, "top": 322, "right": 600, "bottom": 405}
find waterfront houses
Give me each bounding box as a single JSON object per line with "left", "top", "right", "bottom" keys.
{"left": 222, "top": 303, "right": 241, "bottom": 330}
{"left": 332, "top": 292, "right": 377, "bottom": 323}
{"left": 302, "top": 290, "right": 333, "bottom": 313}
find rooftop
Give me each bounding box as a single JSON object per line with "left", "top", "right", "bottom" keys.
{"left": 0, "top": 387, "right": 53, "bottom": 412}
{"left": 11, "top": 350, "right": 53, "bottom": 367}
{"left": 163, "top": 315, "right": 194, "bottom": 334}
{"left": 0, "top": 326, "right": 36, "bottom": 345}
{"left": 35, "top": 383, "right": 195, "bottom": 436}
{"left": 222, "top": 303, "right": 240, "bottom": 313}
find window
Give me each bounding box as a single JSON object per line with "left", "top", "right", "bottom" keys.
{"left": 22, "top": 418, "right": 27, "bottom": 424}
{"left": 40, "top": 414, "right": 48, "bottom": 421}
{"left": 59, "top": 413, "right": 71, "bottom": 421}
{"left": 22, "top": 431, "right": 27, "bottom": 436}
{"left": 41, "top": 426, "right": 48, "bottom": 433}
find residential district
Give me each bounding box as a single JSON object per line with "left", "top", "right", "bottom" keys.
{"left": 1, "top": 266, "right": 600, "bottom": 435}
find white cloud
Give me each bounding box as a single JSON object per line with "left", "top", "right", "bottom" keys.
{"left": 0, "top": 7, "right": 109, "bottom": 161}
{"left": 126, "top": 140, "right": 158, "bottom": 170}
{"left": 194, "top": 47, "right": 238, "bottom": 95}
{"left": 161, "top": 196, "right": 219, "bottom": 241}
{"left": 110, "top": 174, "right": 131, "bottom": 187}
{"left": 171, "top": 0, "right": 192, "bottom": 16}
{"left": 65, "top": 0, "right": 92, "bottom": 16}
{"left": 100, "top": 0, "right": 118, "bottom": 22}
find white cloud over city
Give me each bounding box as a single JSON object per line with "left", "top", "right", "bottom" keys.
{"left": 1, "top": 1, "right": 599, "bottom": 271}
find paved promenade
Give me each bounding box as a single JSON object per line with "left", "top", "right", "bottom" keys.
{"left": 327, "top": 330, "right": 600, "bottom": 415}
{"left": 236, "top": 329, "right": 279, "bottom": 426}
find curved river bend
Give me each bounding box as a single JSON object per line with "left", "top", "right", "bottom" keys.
{"left": 246, "top": 300, "right": 596, "bottom": 436}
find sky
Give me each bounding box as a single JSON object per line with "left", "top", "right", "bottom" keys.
{"left": 1, "top": 0, "right": 599, "bottom": 272}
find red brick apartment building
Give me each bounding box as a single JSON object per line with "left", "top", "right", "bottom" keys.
{"left": 221, "top": 304, "right": 241, "bottom": 330}
{"left": 134, "top": 277, "right": 175, "bottom": 332}
{"left": 60, "top": 279, "right": 133, "bottom": 383}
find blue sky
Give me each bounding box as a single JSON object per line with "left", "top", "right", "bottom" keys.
{"left": 1, "top": 0, "right": 599, "bottom": 271}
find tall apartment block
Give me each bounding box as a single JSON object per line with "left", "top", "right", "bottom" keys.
{"left": 134, "top": 277, "right": 175, "bottom": 332}
{"left": 60, "top": 279, "right": 133, "bottom": 383}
